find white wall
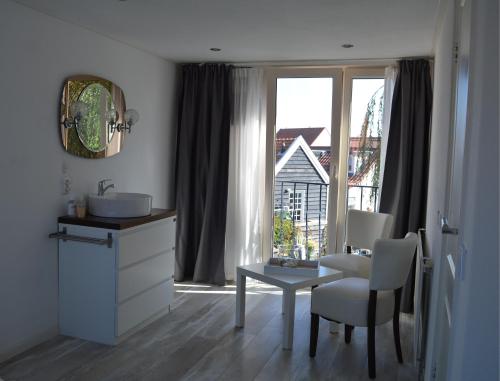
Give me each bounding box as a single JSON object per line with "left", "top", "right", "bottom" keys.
{"left": 0, "top": 1, "right": 178, "bottom": 361}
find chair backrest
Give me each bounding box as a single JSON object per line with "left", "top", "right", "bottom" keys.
{"left": 345, "top": 209, "right": 394, "bottom": 251}
{"left": 369, "top": 232, "right": 418, "bottom": 291}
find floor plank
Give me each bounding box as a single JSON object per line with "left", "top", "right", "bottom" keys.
{"left": 0, "top": 282, "right": 418, "bottom": 381}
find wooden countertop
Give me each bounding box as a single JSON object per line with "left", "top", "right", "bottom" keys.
{"left": 58, "top": 208, "right": 176, "bottom": 230}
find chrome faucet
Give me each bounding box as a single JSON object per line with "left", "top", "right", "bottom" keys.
{"left": 97, "top": 179, "right": 114, "bottom": 196}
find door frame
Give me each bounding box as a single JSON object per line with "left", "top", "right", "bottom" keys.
{"left": 263, "top": 67, "right": 344, "bottom": 260}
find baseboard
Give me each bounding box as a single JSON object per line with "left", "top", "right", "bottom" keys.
{"left": 0, "top": 326, "right": 58, "bottom": 365}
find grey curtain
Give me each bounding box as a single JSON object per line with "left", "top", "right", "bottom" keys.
{"left": 380, "top": 59, "right": 433, "bottom": 312}
{"left": 175, "top": 64, "right": 232, "bottom": 285}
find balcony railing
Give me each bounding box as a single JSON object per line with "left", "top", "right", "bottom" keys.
{"left": 347, "top": 185, "right": 379, "bottom": 212}
{"left": 274, "top": 180, "right": 329, "bottom": 260}
{"left": 273, "top": 183, "right": 380, "bottom": 260}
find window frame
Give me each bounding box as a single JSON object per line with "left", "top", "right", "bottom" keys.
{"left": 336, "top": 67, "right": 386, "bottom": 249}
{"left": 263, "top": 66, "right": 389, "bottom": 258}
{"left": 263, "top": 67, "right": 344, "bottom": 259}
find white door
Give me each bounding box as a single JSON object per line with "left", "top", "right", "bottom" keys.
{"left": 263, "top": 68, "right": 343, "bottom": 260}
{"left": 426, "top": 0, "right": 471, "bottom": 379}
{"left": 336, "top": 68, "right": 386, "bottom": 250}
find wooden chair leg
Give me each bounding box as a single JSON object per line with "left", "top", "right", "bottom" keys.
{"left": 310, "top": 313, "right": 319, "bottom": 357}
{"left": 345, "top": 324, "right": 354, "bottom": 344}
{"left": 393, "top": 287, "right": 403, "bottom": 363}
{"left": 367, "top": 290, "right": 377, "bottom": 379}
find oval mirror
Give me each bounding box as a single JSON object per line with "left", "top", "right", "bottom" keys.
{"left": 60, "top": 75, "right": 126, "bottom": 159}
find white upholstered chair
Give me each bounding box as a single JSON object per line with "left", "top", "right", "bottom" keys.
{"left": 310, "top": 233, "right": 418, "bottom": 379}
{"left": 320, "top": 209, "right": 393, "bottom": 278}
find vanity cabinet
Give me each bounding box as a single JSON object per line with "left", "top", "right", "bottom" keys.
{"left": 56, "top": 209, "right": 176, "bottom": 345}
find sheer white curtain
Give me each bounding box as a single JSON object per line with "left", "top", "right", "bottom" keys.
{"left": 377, "top": 65, "right": 398, "bottom": 210}
{"left": 224, "top": 68, "right": 266, "bottom": 281}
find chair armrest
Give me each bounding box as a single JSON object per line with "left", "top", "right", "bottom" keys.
{"left": 320, "top": 254, "right": 371, "bottom": 278}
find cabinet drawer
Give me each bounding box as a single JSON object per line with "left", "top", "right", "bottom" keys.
{"left": 117, "top": 279, "right": 173, "bottom": 336}
{"left": 119, "top": 220, "right": 174, "bottom": 268}
{"left": 118, "top": 251, "right": 174, "bottom": 303}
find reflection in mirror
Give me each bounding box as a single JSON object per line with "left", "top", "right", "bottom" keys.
{"left": 77, "top": 83, "right": 115, "bottom": 152}
{"left": 60, "top": 75, "right": 126, "bottom": 159}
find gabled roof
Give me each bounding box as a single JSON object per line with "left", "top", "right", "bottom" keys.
{"left": 275, "top": 127, "right": 330, "bottom": 158}
{"left": 275, "top": 135, "right": 329, "bottom": 184}
{"left": 348, "top": 148, "right": 380, "bottom": 185}
{"left": 276, "top": 127, "right": 325, "bottom": 146}
{"left": 313, "top": 137, "right": 382, "bottom": 180}
{"left": 349, "top": 136, "right": 381, "bottom": 150}
{"left": 318, "top": 151, "right": 331, "bottom": 174}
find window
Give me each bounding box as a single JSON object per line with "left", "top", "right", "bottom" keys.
{"left": 268, "top": 69, "right": 342, "bottom": 259}
{"left": 348, "top": 152, "right": 355, "bottom": 176}
{"left": 346, "top": 76, "right": 385, "bottom": 213}
{"left": 334, "top": 68, "right": 386, "bottom": 251}
{"left": 289, "top": 192, "right": 303, "bottom": 221}
{"left": 266, "top": 67, "right": 387, "bottom": 256}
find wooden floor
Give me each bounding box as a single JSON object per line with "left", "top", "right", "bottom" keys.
{"left": 0, "top": 282, "right": 417, "bottom": 381}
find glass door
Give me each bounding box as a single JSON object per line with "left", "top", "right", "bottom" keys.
{"left": 346, "top": 77, "right": 385, "bottom": 211}
{"left": 336, "top": 68, "right": 386, "bottom": 249}
{"left": 264, "top": 68, "right": 343, "bottom": 260}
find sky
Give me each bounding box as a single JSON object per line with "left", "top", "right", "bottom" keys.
{"left": 275, "top": 77, "right": 384, "bottom": 137}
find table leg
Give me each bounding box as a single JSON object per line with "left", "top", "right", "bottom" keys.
{"left": 282, "top": 289, "right": 287, "bottom": 315}
{"left": 283, "top": 289, "right": 296, "bottom": 350}
{"left": 235, "top": 269, "right": 246, "bottom": 327}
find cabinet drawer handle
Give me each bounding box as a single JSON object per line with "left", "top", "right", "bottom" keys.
{"left": 172, "top": 246, "right": 175, "bottom": 251}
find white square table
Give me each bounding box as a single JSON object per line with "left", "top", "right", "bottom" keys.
{"left": 235, "top": 263, "right": 343, "bottom": 350}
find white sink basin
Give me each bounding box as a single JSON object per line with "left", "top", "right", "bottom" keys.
{"left": 88, "top": 192, "right": 152, "bottom": 218}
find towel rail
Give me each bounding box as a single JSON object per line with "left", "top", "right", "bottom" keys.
{"left": 49, "top": 227, "right": 113, "bottom": 248}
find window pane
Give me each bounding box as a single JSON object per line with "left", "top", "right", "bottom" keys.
{"left": 347, "top": 78, "right": 384, "bottom": 213}
{"left": 273, "top": 78, "right": 333, "bottom": 260}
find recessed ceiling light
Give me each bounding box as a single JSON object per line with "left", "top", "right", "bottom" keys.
{"left": 210, "top": 48, "right": 221, "bottom": 52}
{"left": 342, "top": 43, "right": 354, "bottom": 48}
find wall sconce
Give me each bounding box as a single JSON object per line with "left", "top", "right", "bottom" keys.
{"left": 63, "top": 101, "right": 88, "bottom": 129}
{"left": 106, "top": 109, "right": 140, "bottom": 134}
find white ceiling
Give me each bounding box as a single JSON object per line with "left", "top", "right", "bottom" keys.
{"left": 14, "top": 0, "right": 440, "bottom": 63}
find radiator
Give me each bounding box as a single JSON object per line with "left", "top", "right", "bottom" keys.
{"left": 413, "top": 229, "right": 433, "bottom": 379}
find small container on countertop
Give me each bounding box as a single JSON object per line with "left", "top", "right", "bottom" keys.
{"left": 76, "top": 198, "right": 86, "bottom": 218}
